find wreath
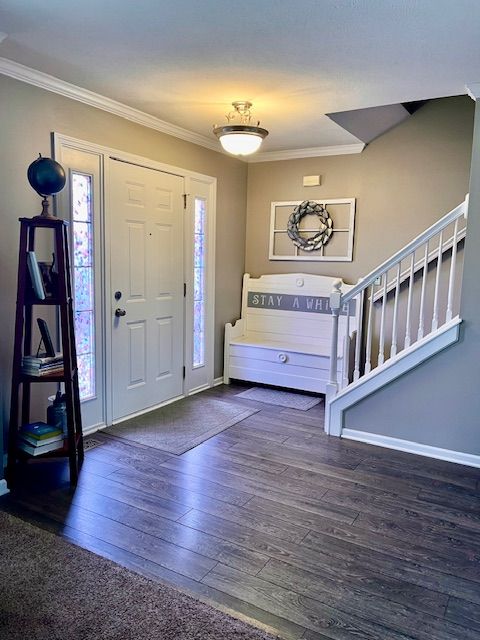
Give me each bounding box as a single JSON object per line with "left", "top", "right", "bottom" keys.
{"left": 287, "top": 200, "right": 333, "bottom": 252}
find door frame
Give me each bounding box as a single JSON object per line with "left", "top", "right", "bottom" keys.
{"left": 53, "top": 133, "right": 217, "bottom": 430}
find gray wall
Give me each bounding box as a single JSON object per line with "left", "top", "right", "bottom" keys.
{"left": 245, "top": 96, "right": 473, "bottom": 285}
{"left": 0, "top": 75, "right": 248, "bottom": 477}
{"left": 344, "top": 99, "right": 480, "bottom": 457}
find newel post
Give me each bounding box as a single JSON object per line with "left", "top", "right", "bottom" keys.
{"left": 325, "top": 279, "right": 342, "bottom": 434}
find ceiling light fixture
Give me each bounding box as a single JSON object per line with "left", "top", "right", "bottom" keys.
{"left": 213, "top": 101, "right": 268, "bottom": 156}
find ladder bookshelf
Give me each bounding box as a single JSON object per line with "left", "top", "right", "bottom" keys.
{"left": 7, "top": 216, "right": 84, "bottom": 487}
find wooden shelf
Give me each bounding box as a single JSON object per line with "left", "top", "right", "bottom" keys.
{"left": 16, "top": 442, "right": 66, "bottom": 459}
{"left": 20, "top": 366, "right": 77, "bottom": 383}
{"left": 19, "top": 216, "right": 68, "bottom": 228}
{"left": 24, "top": 297, "right": 67, "bottom": 306}
{"left": 16, "top": 434, "right": 81, "bottom": 460}
{"left": 8, "top": 215, "right": 84, "bottom": 488}
{"left": 20, "top": 371, "right": 71, "bottom": 383}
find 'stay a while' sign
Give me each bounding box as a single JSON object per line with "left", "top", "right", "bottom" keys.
{"left": 247, "top": 292, "right": 354, "bottom": 316}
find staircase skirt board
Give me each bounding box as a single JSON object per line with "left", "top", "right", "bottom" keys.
{"left": 326, "top": 317, "right": 462, "bottom": 436}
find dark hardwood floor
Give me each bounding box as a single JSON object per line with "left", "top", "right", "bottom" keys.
{"left": 2, "top": 383, "right": 480, "bottom": 640}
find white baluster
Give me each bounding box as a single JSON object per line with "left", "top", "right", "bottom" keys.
{"left": 431, "top": 230, "right": 443, "bottom": 331}
{"left": 342, "top": 304, "right": 351, "bottom": 389}
{"left": 365, "top": 284, "right": 374, "bottom": 374}
{"left": 390, "top": 262, "right": 401, "bottom": 358}
{"left": 378, "top": 272, "right": 388, "bottom": 366}
{"left": 404, "top": 252, "right": 415, "bottom": 348}
{"left": 327, "top": 280, "right": 342, "bottom": 395}
{"left": 417, "top": 241, "right": 429, "bottom": 340}
{"left": 446, "top": 218, "right": 459, "bottom": 323}
{"left": 353, "top": 291, "right": 364, "bottom": 381}
{"left": 325, "top": 280, "right": 342, "bottom": 435}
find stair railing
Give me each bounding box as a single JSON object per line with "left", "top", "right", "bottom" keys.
{"left": 326, "top": 196, "right": 469, "bottom": 425}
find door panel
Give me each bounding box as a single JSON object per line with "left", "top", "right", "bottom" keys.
{"left": 128, "top": 321, "right": 146, "bottom": 386}
{"left": 155, "top": 224, "right": 174, "bottom": 294}
{"left": 157, "top": 317, "right": 173, "bottom": 377}
{"left": 110, "top": 160, "right": 184, "bottom": 420}
{"left": 127, "top": 223, "right": 146, "bottom": 298}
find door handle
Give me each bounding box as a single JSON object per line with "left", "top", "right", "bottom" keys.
{"left": 115, "top": 308, "right": 126, "bottom": 317}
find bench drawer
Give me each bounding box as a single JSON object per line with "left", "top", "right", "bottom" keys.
{"left": 230, "top": 343, "right": 330, "bottom": 370}
{"left": 229, "top": 359, "right": 330, "bottom": 393}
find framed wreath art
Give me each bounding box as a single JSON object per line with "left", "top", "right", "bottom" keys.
{"left": 287, "top": 200, "right": 333, "bottom": 251}
{"left": 269, "top": 198, "right": 355, "bottom": 262}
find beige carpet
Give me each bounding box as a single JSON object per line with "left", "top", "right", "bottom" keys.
{"left": 0, "top": 511, "right": 276, "bottom": 640}
{"left": 104, "top": 396, "right": 258, "bottom": 454}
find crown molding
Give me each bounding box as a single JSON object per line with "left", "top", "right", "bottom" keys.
{"left": 0, "top": 57, "right": 366, "bottom": 162}
{"left": 0, "top": 57, "right": 220, "bottom": 152}
{"left": 465, "top": 83, "right": 480, "bottom": 101}
{"left": 248, "top": 142, "right": 365, "bottom": 163}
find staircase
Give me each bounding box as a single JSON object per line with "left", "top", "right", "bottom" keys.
{"left": 325, "top": 196, "right": 469, "bottom": 437}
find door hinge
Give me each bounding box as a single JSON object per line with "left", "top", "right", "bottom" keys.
{"left": 182, "top": 193, "right": 189, "bottom": 209}
{"left": 182, "top": 366, "right": 186, "bottom": 379}
{"left": 183, "top": 283, "right": 186, "bottom": 297}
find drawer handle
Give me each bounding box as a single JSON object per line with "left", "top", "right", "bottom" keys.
{"left": 278, "top": 353, "right": 288, "bottom": 363}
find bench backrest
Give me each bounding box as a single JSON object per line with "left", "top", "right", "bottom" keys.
{"left": 241, "top": 273, "right": 358, "bottom": 354}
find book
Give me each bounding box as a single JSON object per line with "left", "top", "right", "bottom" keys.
{"left": 26, "top": 251, "right": 46, "bottom": 300}
{"left": 22, "top": 359, "right": 63, "bottom": 371}
{"left": 21, "top": 433, "right": 64, "bottom": 447}
{"left": 22, "top": 353, "right": 63, "bottom": 365}
{"left": 22, "top": 366, "right": 64, "bottom": 377}
{"left": 21, "top": 421, "right": 62, "bottom": 440}
{"left": 22, "top": 354, "right": 64, "bottom": 377}
{"left": 22, "top": 361, "right": 63, "bottom": 370}
{"left": 17, "top": 439, "right": 64, "bottom": 456}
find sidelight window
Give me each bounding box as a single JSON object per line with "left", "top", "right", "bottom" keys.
{"left": 71, "top": 172, "right": 96, "bottom": 400}
{"left": 193, "top": 197, "right": 206, "bottom": 368}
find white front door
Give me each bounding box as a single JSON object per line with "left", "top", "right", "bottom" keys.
{"left": 109, "top": 159, "right": 185, "bottom": 421}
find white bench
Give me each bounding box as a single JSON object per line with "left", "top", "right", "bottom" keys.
{"left": 224, "top": 273, "right": 358, "bottom": 394}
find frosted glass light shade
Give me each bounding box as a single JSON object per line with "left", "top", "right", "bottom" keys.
{"left": 219, "top": 132, "right": 263, "bottom": 155}
{"left": 213, "top": 123, "right": 268, "bottom": 156}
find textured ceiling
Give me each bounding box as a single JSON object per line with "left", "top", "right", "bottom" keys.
{"left": 0, "top": 0, "right": 479, "bottom": 152}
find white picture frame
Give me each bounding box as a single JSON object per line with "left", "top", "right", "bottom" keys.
{"left": 269, "top": 198, "right": 356, "bottom": 262}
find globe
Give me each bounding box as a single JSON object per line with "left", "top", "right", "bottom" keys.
{"left": 27, "top": 154, "right": 66, "bottom": 197}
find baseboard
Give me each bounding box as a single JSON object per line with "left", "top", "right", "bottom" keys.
{"left": 214, "top": 376, "right": 224, "bottom": 386}
{"left": 342, "top": 428, "right": 480, "bottom": 468}
{"left": 0, "top": 479, "right": 9, "bottom": 496}
{"left": 187, "top": 383, "right": 211, "bottom": 396}
{"left": 83, "top": 422, "right": 107, "bottom": 436}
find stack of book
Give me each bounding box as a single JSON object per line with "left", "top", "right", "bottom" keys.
{"left": 22, "top": 353, "right": 64, "bottom": 377}
{"left": 18, "top": 421, "right": 64, "bottom": 456}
